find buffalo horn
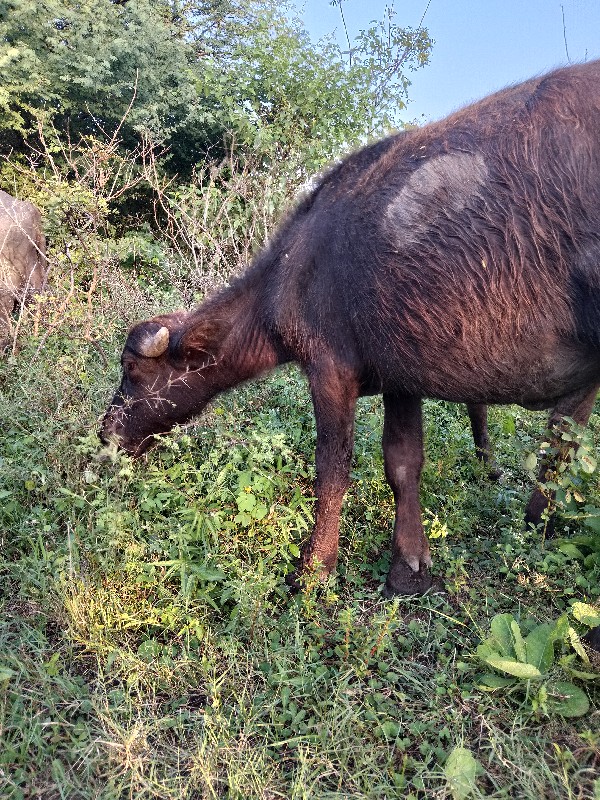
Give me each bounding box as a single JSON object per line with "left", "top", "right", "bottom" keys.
{"left": 137, "top": 326, "right": 170, "bottom": 358}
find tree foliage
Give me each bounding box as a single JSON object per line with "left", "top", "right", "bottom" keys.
{"left": 0, "top": 0, "right": 202, "bottom": 158}
{"left": 0, "top": 0, "right": 432, "bottom": 175}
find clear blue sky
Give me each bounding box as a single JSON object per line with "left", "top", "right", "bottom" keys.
{"left": 297, "top": 0, "right": 600, "bottom": 123}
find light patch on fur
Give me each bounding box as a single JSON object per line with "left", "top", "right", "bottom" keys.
{"left": 394, "top": 466, "right": 407, "bottom": 485}
{"left": 386, "top": 152, "right": 489, "bottom": 246}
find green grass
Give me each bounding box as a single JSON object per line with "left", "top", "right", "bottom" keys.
{"left": 2, "top": 304, "right": 600, "bottom": 799}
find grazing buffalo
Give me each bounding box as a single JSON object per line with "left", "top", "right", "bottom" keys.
{"left": 102, "top": 60, "right": 600, "bottom": 616}
{"left": 0, "top": 189, "right": 46, "bottom": 347}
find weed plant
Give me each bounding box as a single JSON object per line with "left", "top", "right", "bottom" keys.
{"left": 1, "top": 138, "right": 599, "bottom": 799}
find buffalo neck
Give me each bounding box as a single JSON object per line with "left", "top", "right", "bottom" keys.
{"left": 191, "top": 273, "right": 285, "bottom": 388}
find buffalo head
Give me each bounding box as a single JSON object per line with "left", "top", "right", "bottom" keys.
{"left": 100, "top": 311, "right": 230, "bottom": 456}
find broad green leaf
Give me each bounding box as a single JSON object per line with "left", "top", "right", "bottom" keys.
{"left": 0, "top": 666, "right": 15, "bottom": 682}
{"left": 192, "top": 565, "right": 226, "bottom": 582}
{"left": 525, "top": 624, "right": 555, "bottom": 673}
{"left": 234, "top": 511, "right": 252, "bottom": 526}
{"left": 475, "top": 673, "right": 516, "bottom": 690}
{"left": 444, "top": 746, "right": 480, "bottom": 800}
{"left": 524, "top": 452, "right": 538, "bottom": 472}
{"left": 580, "top": 453, "right": 597, "bottom": 474}
{"left": 489, "top": 613, "right": 516, "bottom": 658}
{"left": 379, "top": 721, "right": 400, "bottom": 739}
{"left": 568, "top": 627, "right": 589, "bottom": 663}
{"left": 484, "top": 655, "right": 541, "bottom": 679}
{"left": 237, "top": 471, "right": 253, "bottom": 491}
{"left": 558, "top": 543, "right": 585, "bottom": 559}
{"left": 559, "top": 656, "right": 600, "bottom": 681}
{"left": 552, "top": 614, "right": 570, "bottom": 644}
{"left": 545, "top": 681, "right": 590, "bottom": 717}
{"left": 237, "top": 492, "right": 256, "bottom": 512}
{"left": 137, "top": 639, "right": 161, "bottom": 660}
{"left": 510, "top": 619, "right": 527, "bottom": 662}
{"left": 476, "top": 642, "right": 496, "bottom": 662}
{"left": 571, "top": 602, "right": 600, "bottom": 628}
{"left": 583, "top": 514, "right": 600, "bottom": 533}
{"left": 251, "top": 502, "right": 268, "bottom": 520}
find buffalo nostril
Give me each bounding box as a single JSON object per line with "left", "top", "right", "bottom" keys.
{"left": 98, "top": 428, "right": 121, "bottom": 447}
{"left": 99, "top": 411, "right": 125, "bottom": 445}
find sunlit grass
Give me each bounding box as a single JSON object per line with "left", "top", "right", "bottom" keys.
{"left": 1, "top": 293, "right": 599, "bottom": 798}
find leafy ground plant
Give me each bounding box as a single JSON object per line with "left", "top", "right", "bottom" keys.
{"left": 474, "top": 608, "right": 600, "bottom": 718}
{"left": 3, "top": 345, "right": 600, "bottom": 797}
{"left": 443, "top": 746, "right": 482, "bottom": 800}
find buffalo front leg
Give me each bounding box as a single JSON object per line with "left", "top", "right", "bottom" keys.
{"left": 525, "top": 384, "right": 600, "bottom": 536}
{"left": 296, "top": 362, "right": 359, "bottom": 579}
{"left": 466, "top": 402, "right": 501, "bottom": 479}
{"left": 382, "top": 394, "right": 433, "bottom": 596}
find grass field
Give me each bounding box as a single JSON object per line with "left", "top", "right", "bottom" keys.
{"left": 1, "top": 251, "right": 600, "bottom": 799}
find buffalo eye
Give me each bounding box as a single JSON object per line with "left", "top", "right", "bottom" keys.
{"left": 122, "top": 359, "right": 138, "bottom": 377}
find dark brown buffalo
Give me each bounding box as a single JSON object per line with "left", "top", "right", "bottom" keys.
{"left": 102, "top": 60, "right": 600, "bottom": 623}
{"left": 0, "top": 189, "right": 46, "bottom": 348}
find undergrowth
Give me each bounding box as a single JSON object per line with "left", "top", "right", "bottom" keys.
{"left": 2, "top": 327, "right": 599, "bottom": 797}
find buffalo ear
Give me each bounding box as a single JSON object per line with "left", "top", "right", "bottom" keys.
{"left": 174, "top": 317, "right": 227, "bottom": 366}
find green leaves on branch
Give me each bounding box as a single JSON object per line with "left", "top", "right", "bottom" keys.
{"left": 525, "top": 418, "right": 599, "bottom": 520}
{"left": 524, "top": 419, "right": 600, "bottom": 584}
{"left": 0, "top": 0, "right": 432, "bottom": 176}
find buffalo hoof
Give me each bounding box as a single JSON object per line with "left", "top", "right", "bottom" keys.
{"left": 285, "top": 569, "right": 302, "bottom": 593}
{"left": 583, "top": 625, "right": 600, "bottom": 653}
{"left": 285, "top": 561, "right": 331, "bottom": 593}
{"left": 524, "top": 511, "right": 556, "bottom": 539}
{"left": 383, "top": 559, "right": 434, "bottom": 597}
{"left": 487, "top": 463, "right": 502, "bottom": 481}
{"left": 525, "top": 489, "right": 556, "bottom": 538}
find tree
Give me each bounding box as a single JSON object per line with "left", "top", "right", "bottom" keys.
{"left": 0, "top": 0, "right": 432, "bottom": 176}
{"left": 219, "top": 3, "right": 432, "bottom": 173}
{"left": 0, "top": 1, "right": 202, "bottom": 151}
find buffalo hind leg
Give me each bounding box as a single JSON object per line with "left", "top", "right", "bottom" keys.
{"left": 294, "top": 360, "right": 359, "bottom": 582}
{"left": 525, "top": 384, "right": 600, "bottom": 537}
{"left": 466, "top": 402, "right": 502, "bottom": 480}
{"left": 382, "top": 394, "right": 433, "bottom": 596}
